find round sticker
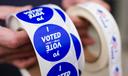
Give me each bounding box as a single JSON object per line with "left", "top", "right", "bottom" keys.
{"left": 54, "top": 8, "right": 66, "bottom": 22}
{"left": 71, "top": 34, "right": 81, "bottom": 60}
{"left": 34, "top": 24, "right": 71, "bottom": 61}
{"left": 47, "top": 62, "right": 78, "bottom": 76}
{"left": 16, "top": 7, "right": 53, "bottom": 23}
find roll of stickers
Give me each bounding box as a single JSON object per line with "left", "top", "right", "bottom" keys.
{"left": 42, "top": 4, "right": 85, "bottom": 76}
{"left": 67, "top": 2, "right": 122, "bottom": 76}
{"left": 6, "top": 4, "right": 85, "bottom": 76}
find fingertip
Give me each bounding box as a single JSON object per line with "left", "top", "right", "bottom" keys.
{"left": 82, "top": 36, "right": 95, "bottom": 46}
{"left": 16, "top": 5, "right": 32, "bottom": 12}
{"left": 22, "top": 5, "right": 32, "bottom": 10}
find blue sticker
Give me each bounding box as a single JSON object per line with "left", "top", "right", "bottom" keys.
{"left": 71, "top": 34, "right": 81, "bottom": 60}
{"left": 54, "top": 8, "right": 66, "bottom": 22}
{"left": 47, "top": 62, "right": 78, "bottom": 76}
{"left": 34, "top": 24, "right": 70, "bottom": 61}
{"left": 17, "top": 7, "right": 53, "bottom": 23}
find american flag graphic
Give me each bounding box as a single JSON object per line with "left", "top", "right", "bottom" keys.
{"left": 111, "top": 36, "right": 118, "bottom": 60}
{"left": 97, "top": 9, "right": 109, "bottom": 28}
{"left": 111, "top": 36, "right": 118, "bottom": 49}
{"left": 97, "top": 9, "right": 106, "bottom": 17}
{"left": 113, "top": 66, "right": 120, "bottom": 76}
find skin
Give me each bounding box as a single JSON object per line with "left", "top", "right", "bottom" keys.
{"left": 62, "top": 0, "right": 110, "bottom": 10}
{"left": 0, "top": 5, "right": 37, "bottom": 68}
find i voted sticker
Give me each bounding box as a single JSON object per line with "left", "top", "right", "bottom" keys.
{"left": 71, "top": 34, "right": 81, "bottom": 60}
{"left": 47, "top": 62, "right": 78, "bottom": 76}
{"left": 16, "top": 7, "right": 53, "bottom": 24}
{"left": 33, "top": 24, "right": 71, "bottom": 61}
{"left": 54, "top": 8, "right": 66, "bottom": 22}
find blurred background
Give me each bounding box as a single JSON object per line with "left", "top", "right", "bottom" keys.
{"left": 115, "top": 0, "right": 128, "bottom": 76}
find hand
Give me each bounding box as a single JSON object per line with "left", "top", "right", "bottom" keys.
{"left": 0, "top": 5, "right": 37, "bottom": 69}
{"left": 62, "top": 0, "right": 87, "bottom": 10}
{"left": 62, "top": 0, "right": 110, "bottom": 46}
{"left": 62, "top": 0, "right": 110, "bottom": 10}
{"left": 0, "top": 27, "right": 36, "bottom": 68}
{"left": 0, "top": 5, "right": 32, "bottom": 20}
{"left": 0, "top": 43, "right": 36, "bottom": 68}
{"left": 70, "top": 16, "right": 95, "bottom": 47}
{"left": 62, "top": 0, "right": 110, "bottom": 62}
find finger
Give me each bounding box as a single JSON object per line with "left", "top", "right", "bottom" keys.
{"left": 62, "top": 0, "right": 77, "bottom": 10}
{"left": 77, "top": 28, "right": 88, "bottom": 37}
{"left": 76, "top": 29, "right": 95, "bottom": 45}
{"left": 0, "top": 27, "right": 30, "bottom": 48}
{"left": 0, "top": 43, "right": 33, "bottom": 57}
{"left": 84, "top": 48, "right": 97, "bottom": 63}
{"left": 81, "top": 34, "right": 95, "bottom": 46}
{"left": 70, "top": 16, "right": 90, "bottom": 29}
{"left": 11, "top": 56, "right": 37, "bottom": 68}
{"left": 69, "top": 16, "right": 95, "bottom": 46}
{"left": 76, "top": 0, "right": 87, "bottom": 4}
{"left": 0, "top": 5, "right": 32, "bottom": 20}
{"left": 15, "top": 5, "right": 32, "bottom": 12}
{"left": 0, "top": 50, "right": 35, "bottom": 63}
{"left": 15, "top": 30, "right": 31, "bottom": 48}
{"left": 76, "top": 29, "right": 95, "bottom": 47}
{"left": 90, "top": 0, "right": 111, "bottom": 11}
{"left": 62, "top": 0, "right": 88, "bottom": 10}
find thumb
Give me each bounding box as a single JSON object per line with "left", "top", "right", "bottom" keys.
{"left": 15, "top": 5, "right": 32, "bottom": 12}
{"left": 0, "top": 5, "right": 32, "bottom": 20}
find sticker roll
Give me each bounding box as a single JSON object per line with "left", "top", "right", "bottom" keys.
{"left": 67, "top": 2, "right": 122, "bottom": 76}
{"left": 6, "top": 4, "right": 81, "bottom": 76}
{"left": 40, "top": 4, "right": 85, "bottom": 76}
